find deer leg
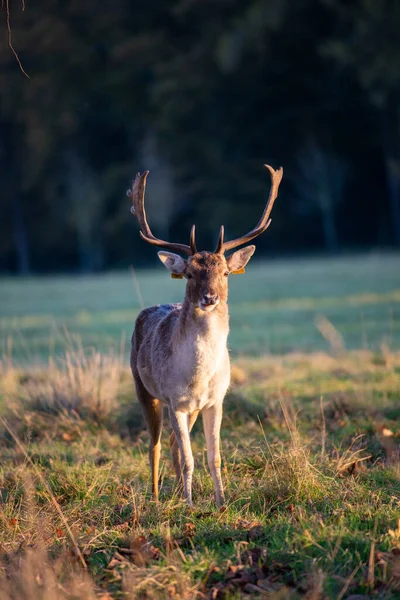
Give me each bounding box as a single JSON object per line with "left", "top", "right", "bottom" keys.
{"left": 170, "top": 410, "right": 199, "bottom": 489}
{"left": 169, "top": 409, "right": 195, "bottom": 506}
{"left": 134, "top": 377, "right": 163, "bottom": 501}
{"left": 169, "top": 431, "right": 181, "bottom": 484}
{"left": 202, "top": 404, "right": 225, "bottom": 507}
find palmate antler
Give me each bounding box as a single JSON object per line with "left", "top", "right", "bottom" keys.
{"left": 214, "top": 164, "right": 283, "bottom": 253}
{"left": 128, "top": 165, "right": 283, "bottom": 255}
{"left": 127, "top": 171, "right": 197, "bottom": 256}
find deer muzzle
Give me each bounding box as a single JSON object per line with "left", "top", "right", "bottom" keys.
{"left": 198, "top": 293, "right": 220, "bottom": 312}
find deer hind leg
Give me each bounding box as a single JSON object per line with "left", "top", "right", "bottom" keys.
{"left": 169, "top": 409, "right": 198, "bottom": 506}
{"left": 134, "top": 376, "right": 163, "bottom": 501}
{"left": 170, "top": 410, "right": 199, "bottom": 489}
{"left": 202, "top": 404, "right": 225, "bottom": 507}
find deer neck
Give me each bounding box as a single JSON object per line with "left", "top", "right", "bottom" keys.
{"left": 176, "top": 297, "right": 229, "bottom": 346}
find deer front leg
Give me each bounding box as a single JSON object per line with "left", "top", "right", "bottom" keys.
{"left": 202, "top": 403, "right": 225, "bottom": 507}
{"left": 169, "top": 409, "right": 194, "bottom": 506}
{"left": 169, "top": 431, "right": 181, "bottom": 484}
{"left": 170, "top": 410, "right": 200, "bottom": 489}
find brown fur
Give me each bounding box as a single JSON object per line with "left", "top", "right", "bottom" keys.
{"left": 130, "top": 248, "right": 255, "bottom": 506}
{"left": 128, "top": 165, "right": 283, "bottom": 506}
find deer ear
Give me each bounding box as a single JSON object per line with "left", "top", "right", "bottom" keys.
{"left": 226, "top": 245, "right": 255, "bottom": 274}
{"left": 158, "top": 251, "right": 186, "bottom": 275}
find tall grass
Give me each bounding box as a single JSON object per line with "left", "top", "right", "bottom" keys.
{"left": 1, "top": 339, "right": 400, "bottom": 597}
{"left": 1, "top": 344, "right": 126, "bottom": 427}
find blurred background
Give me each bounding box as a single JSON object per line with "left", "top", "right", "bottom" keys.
{"left": 1, "top": 0, "right": 400, "bottom": 274}
{"left": 1, "top": 0, "right": 400, "bottom": 361}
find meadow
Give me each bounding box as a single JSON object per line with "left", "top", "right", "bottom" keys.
{"left": 0, "top": 252, "right": 400, "bottom": 599}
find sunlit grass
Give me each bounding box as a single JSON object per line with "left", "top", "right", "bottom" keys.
{"left": 1, "top": 253, "right": 399, "bottom": 361}
{"left": 1, "top": 253, "right": 400, "bottom": 597}
{"left": 1, "top": 347, "right": 400, "bottom": 598}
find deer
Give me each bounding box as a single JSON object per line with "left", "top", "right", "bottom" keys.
{"left": 127, "top": 164, "right": 283, "bottom": 507}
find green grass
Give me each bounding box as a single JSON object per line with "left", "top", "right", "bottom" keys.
{"left": 1, "top": 253, "right": 400, "bottom": 598}
{"left": 1, "top": 253, "right": 400, "bottom": 361}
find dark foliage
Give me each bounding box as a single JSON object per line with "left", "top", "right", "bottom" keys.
{"left": 1, "top": 0, "right": 400, "bottom": 273}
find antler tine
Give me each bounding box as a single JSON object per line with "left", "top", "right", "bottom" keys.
{"left": 217, "top": 165, "right": 283, "bottom": 254}
{"left": 127, "top": 171, "right": 194, "bottom": 256}
{"left": 215, "top": 225, "right": 224, "bottom": 253}
{"left": 190, "top": 224, "right": 197, "bottom": 254}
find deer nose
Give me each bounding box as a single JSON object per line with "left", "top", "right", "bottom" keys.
{"left": 202, "top": 293, "right": 219, "bottom": 306}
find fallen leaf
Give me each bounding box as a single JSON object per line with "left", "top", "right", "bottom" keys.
{"left": 234, "top": 518, "right": 261, "bottom": 530}
{"left": 149, "top": 545, "right": 160, "bottom": 560}
{"left": 229, "top": 571, "right": 252, "bottom": 587}
{"left": 107, "top": 557, "right": 121, "bottom": 569}
{"left": 210, "top": 581, "right": 235, "bottom": 599}
{"left": 225, "top": 565, "right": 244, "bottom": 579}
{"left": 257, "top": 578, "right": 280, "bottom": 592}
{"left": 247, "top": 525, "right": 263, "bottom": 541}
{"left": 183, "top": 522, "right": 196, "bottom": 537}
{"left": 382, "top": 428, "right": 394, "bottom": 437}
{"left": 242, "top": 583, "right": 269, "bottom": 596}
{"left": 241, "top": 547, "right": 267, "bottom": 566}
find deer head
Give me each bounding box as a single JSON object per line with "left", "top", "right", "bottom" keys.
{"left": 127, "top": 165, "right": 283, "bottom": 312}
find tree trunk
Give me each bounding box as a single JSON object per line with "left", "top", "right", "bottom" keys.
{"left": 381, "top": 92, "right": 400, "bottom": 246}
{"left": 65, "top": 149, "right": 104, "bottom": 273}
{"left": 12, "top": 194, "right": 30, "bottom": 274}
{"left": 76, "top": 225, "right": 104, "bottom": 273}
{"left": 0, "top": 122, "right": 30, "bottom": 274}
{"left": 321, "top": 201, "right": 339, "bottom": 253}
{"left": 384, "top": 158, "right": 400, "bottom": 246}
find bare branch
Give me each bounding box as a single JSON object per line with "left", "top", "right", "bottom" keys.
{"left": 4, "top": 0, "right": 30, "bottom": 78}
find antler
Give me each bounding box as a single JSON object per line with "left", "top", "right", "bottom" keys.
{"left": 127, "top": 171, "right": 197, "bottom": 256}
{"left": 215, "top": 164, "right": 283, "bottom": 254}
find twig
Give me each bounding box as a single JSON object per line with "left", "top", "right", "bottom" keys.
{"left": 320, "top": 396, "right": 326, "bottom": 457}
{"left": 4, "top": 0, "right": 30, "bottom": 78}
{"left": 367, "top": 517, "right": 378, "bottom": 589}
{"left": 337, "top": 564, "right": 360, "bottom": 600}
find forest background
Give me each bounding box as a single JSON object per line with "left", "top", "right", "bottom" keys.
{"left": 2, "top": 0, "right": 400, "bottom": 274}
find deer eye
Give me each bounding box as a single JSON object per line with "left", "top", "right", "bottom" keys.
{"left": 224, "top": 271, "right": 229, "bottom": 277}
{"left": 186, "top": 273, "right": 193, "bottom": 279}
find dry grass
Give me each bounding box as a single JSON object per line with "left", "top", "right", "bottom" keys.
{"left": 1, "top": 346, "right": 125, "bottom": 419}
{"left": 1, "top": 345, "right": 400, "bottom": 598}
{"left": 0, "top": 547, "right": 97, "bottom": 600}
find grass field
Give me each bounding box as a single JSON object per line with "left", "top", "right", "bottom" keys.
{"left": 1, "top": 253, "right": 399, "bottom": 361}
{"left": 1, "top": 253, "right": 400, "bottom": 599}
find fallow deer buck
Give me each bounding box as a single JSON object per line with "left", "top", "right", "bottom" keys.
{"left": 127, "top": 165, "right": 283, "bottom": 506}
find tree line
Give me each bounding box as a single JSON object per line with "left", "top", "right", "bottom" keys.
{"left": 1, "top": 0, "right": 400, "bottom": 273}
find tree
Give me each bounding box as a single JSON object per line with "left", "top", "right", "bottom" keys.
{"left": 0, "top": 121, "right": 30, "bottom": 273}
{"left": 294, "top": 138, "right": 346, "bottom": 252}
{"left": 64, "top": 150, "right": 104, "bottom": 273}
{"left": 320, "top": 0, "right": 400, "bottom": 245}
{"left": 139, "top": 131, "right": 177, "bottom": 240}
{"left": 0, "top": 0, "right": 397, "bottom": 272}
